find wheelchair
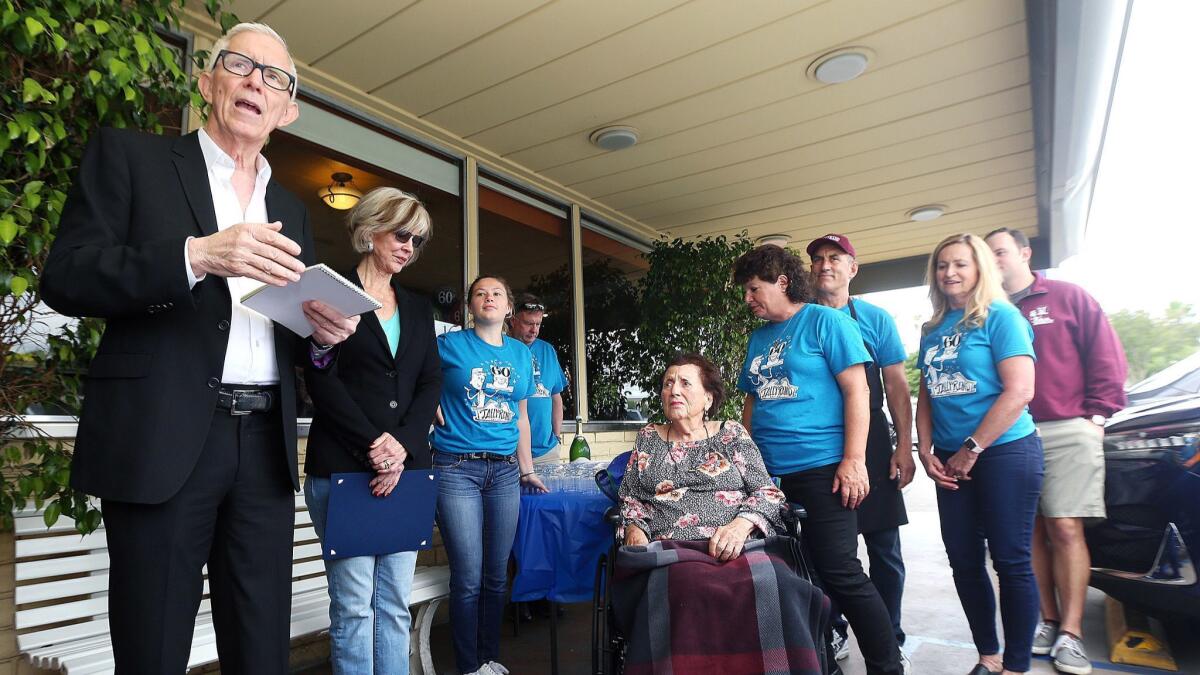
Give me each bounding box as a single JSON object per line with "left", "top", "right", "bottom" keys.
{"left": 590, "top": 452, "right": 829, "bottom": 675}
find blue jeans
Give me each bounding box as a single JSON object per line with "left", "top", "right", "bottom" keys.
{"left": 305, "top": 476, "right": 418, "bottom": 675}
{"left": 433, "top": 451, "right": 520, "bottom": 674}
{"left": 832, "top": 527, "right": 907, "bottom": 645}
{"left": 935, "top": 432, "right": 1044, "bottom": 672}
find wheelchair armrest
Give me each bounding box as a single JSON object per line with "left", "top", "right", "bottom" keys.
{"left": 604, "top": 506, "right": 623, "bottom": 527}
{"left": 782, "top": 502, "right": 807, "bottom": 539}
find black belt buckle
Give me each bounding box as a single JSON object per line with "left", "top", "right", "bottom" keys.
{"left": 220, "top": 387, "right": 273, "bottom": 415}
{"left": 228, "top": 390, "right": 253, "bottom": 416}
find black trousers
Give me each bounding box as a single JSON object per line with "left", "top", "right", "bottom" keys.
{"left": 780, "top": 463, "right": 901, "bottom": 675}
{"left": 102, "top": 410, "right": 295, "bottom": 674}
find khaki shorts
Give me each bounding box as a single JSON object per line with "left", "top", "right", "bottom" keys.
{"left": 533, "top": 445, "right": 561, "bottom": 464}
{"left": 1036, "top": 417, "right": 1106, "bottom": 519}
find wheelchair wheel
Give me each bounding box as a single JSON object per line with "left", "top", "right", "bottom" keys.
{"left": 591, "top": 550, "right": 627, "bottom": 674}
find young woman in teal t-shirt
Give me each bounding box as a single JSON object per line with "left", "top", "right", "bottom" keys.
{"left": 432, "top": 275, "right": 547, "bottom": 675}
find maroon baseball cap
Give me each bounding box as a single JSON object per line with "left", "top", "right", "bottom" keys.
{"left": 806, "top": 233, "right": 857, "bottom": 258}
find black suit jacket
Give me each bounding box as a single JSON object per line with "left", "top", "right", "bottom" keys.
{"left": 41, "top": 128, "right": 314, "bottom": 504}
{"left": 304, "top": 272, "right": 443, "bottom": 475}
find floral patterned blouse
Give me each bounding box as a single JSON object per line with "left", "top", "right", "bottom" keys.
{"left": 618, "top": 421, "right": 786, "bottom": 541}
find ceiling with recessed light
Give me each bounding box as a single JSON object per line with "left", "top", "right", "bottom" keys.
{"left": 227, "top": 0, "right": 1036, "bottom": 266}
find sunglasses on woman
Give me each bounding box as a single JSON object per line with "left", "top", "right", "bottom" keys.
{"left": 392, "top": 230, "right": 427, "bottom": 249}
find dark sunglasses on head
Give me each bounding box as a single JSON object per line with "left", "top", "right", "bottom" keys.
{"left": 519, "top": 302, "right": 545, "bottom": 312}
{"left": 392, "top": 230, "right": 427, "bottom": 248}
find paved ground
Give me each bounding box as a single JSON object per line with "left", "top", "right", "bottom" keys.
{"left": 303, "top": 468, "right": 1199, "bottom": 674}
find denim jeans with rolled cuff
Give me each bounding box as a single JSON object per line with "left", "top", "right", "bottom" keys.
{"left": 432, "top": 450, "right": 520, "bottom": 675}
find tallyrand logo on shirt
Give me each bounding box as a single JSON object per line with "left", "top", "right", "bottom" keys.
{"left": 465, "top": 363, "right": 517, "bottom": 423}
{"left": 923, "top": 332, "right": 978, "bottom": 398}
{"left": 530, "top": 354, "right": 550, "bottom": 398}
{"left": 748, "top": 337, "right": 799, "bottom": 400}
{"left": 1028, "top": 306, "right": 1055, "bottom": 326}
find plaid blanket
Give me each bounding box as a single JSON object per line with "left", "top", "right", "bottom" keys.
{"left": 612, "top": 537, "right": 829, "bottom": 675}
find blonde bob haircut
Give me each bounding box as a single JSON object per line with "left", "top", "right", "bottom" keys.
{"left": 346, "top": 188, "right": 432, "bottom": 263}
{"left": 922, "top": 233, "right": 1008, "bottom": 335}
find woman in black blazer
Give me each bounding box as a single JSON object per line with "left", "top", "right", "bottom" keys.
{"left": 303, "top": 188, "right": 443, "bottom": 674}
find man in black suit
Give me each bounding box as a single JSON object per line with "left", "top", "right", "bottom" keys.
{"left": 40, "top": 23, "right": 359, "bottom": 673}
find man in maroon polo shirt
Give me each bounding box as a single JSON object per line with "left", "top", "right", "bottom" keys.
{"left": 985, "top": 228, "right": 1127, "bottom": 675}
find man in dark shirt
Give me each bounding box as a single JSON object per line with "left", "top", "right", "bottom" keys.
{"left": 986, "top": 228, "right": 1127, "bottom": 675}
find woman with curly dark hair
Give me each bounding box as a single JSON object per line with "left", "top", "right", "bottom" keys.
{"left": 732, "top": 244, "right": 904, "bottom": 675}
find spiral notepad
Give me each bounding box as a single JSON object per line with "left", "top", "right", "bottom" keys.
{"left": 241, "top": 264, "right": 381, "bottom": 338}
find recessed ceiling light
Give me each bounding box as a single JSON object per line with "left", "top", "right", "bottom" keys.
{"left": 907, "top": 205, "right": 946, "bottom": 222}
{"left": 808, "top": 48, "right": 872, "bottom": 84}
{"left": 755, "top": 234, "right": 790, "bottom": 248}
{"left": 589, "top": 126, "right": 639, "bottom": 151}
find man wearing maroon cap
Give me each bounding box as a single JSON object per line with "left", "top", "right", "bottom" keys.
{"left": 808, "top": 233, "right": 914, "bottom": 671}
{"left": 985, "top": 227, "right": 1127, "bottom": 675}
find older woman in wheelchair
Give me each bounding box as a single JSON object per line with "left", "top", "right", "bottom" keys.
{"left": 602, "top": 353, "right": 830, "bottom": 675}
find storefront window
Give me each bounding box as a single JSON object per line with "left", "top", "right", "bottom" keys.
{"left": 264, "top": 124, "right": 464, "bottom": 416}
{"left": 581, "top": 222, "right": 647, "bottom": 421}
{"left": 478, "top": 178, "right": 576, "bottom": 417}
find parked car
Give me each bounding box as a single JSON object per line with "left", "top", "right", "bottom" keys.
{"left": 1125, "top": 350, "right": 1200, "bottom": 405}
{"left": 1086, "top": 394, "right": 1200, "bottom": 619}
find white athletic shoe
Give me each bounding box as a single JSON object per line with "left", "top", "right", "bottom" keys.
{"left": 1051, "top": 633, "right": 1093, "bottom": 675}
{"left": 831, "top": 629, "right": 850, "bottom": 661}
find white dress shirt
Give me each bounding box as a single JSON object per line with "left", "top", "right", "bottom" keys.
{"left": 184, "top": 129, "right": 280, "bottom": 385}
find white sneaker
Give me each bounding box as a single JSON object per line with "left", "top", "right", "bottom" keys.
{"left": 899, "top": 649, "right": 912, "bottom": 675}
{"left": 1051, "top": 633, "right": 1093, "bottom": 675}
{"left": 1032, "top": 620, "right": 1059, "bottom": 655}
{"left": 485, "top": 661, "right": 510, "bottom": 675}
{"left": 831, "top": 630, "right": 850, "bottom": 661}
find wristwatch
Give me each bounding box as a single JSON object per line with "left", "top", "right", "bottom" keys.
{"left": 963, "top": 436, "right": 985, "bottom": 454}
{"left": 1089, "top": 414, "right": 1106, "bottom": 427}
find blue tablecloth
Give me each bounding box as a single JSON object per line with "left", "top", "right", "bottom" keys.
{"left": 511, "top": 490, "right": 614, "bottom": 603}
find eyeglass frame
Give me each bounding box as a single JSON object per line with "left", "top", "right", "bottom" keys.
{"left": 392, "top": 230, "right": 427, "bottom": 249}
{"left": 212, "top": 49, "right": 296, "bottom": 95}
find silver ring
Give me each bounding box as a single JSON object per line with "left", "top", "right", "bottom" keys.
{"left": 383, "top": 460, "right": 391, "bottom": 470}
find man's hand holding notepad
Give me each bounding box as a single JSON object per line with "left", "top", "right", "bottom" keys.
{"left": 241, "top": 264, "right": 381, "bottom": 338}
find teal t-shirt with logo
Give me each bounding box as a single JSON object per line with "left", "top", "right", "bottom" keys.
{"left": 526, "top": 338, "right": 566, "bottom": 457}
{"left": 432, "top": 329, "right": 534, "bottom": 455}
{"left": 919, "top": 301, "right": 1036, "bottom": 450}
{"left": 738, "top": 304, "right": 871, "bottom": 475}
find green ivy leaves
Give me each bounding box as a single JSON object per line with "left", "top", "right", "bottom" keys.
{"left": 1, "top": 0, "right": 235, "bottom": 534}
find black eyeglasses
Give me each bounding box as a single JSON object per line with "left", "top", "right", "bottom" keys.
{"left": 214, "top": 49, "right": 296, "bottom": 94}
{"left": 393, "top": 230, "right": 427, "bottom": 249}
{"left": 519, "top": 302, "right": 545, "bottom": 312}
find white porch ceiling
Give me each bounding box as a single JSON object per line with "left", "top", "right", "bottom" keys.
{"left": 232, "top": 0, "right": 1036, "bottom": 265}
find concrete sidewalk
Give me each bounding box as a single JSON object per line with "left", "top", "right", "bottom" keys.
{"left": 832, "top": 468, "right": 1198, "bottom": 675}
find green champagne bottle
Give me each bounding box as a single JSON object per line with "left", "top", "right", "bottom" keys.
{"left": 568, "top": 416, "right": 591, "bottom": 462}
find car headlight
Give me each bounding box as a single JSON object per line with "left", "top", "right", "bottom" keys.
{"left": 1106, "top": 426, "right": 1200, "bottom": 464}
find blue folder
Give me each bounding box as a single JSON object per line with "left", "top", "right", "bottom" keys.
{"left": 322, "top": 470, "right": 439, "bottom": 560}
